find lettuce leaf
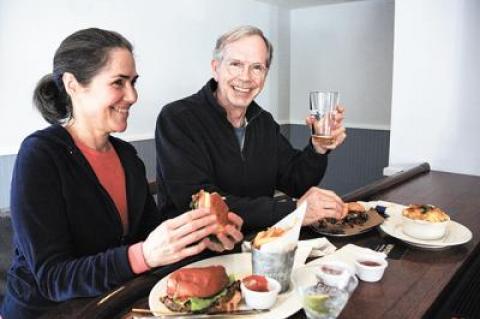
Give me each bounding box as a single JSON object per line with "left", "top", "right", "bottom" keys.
{"left": 189, "top": 288, "right": 228, "bottom": 312}
{"left": 171, "top": 276, "right": 236, "bottom": 312}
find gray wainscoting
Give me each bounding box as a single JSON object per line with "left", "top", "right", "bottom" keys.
{"left": 0, "top": 125, "right": 389, "bottom": 211}
{"left": 131, "top": 125, "right": 390, "bottom": 197}
{"left": 130, "top": 139, "right": 157, "bottom": 182}
{"left": 0, "top": 215, "right": 11, "bottom": 302}
{"left": 284, "top": 125, "right": 390, "bottom": 195}
{"left": 0, "top": 142, "right": 156, "bottom": 213}
{"left": 0, "top": 155, "right": 16, "bottom": 214}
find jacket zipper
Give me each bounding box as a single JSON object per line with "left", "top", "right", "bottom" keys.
{"left": 69, "top": 147, "right": 126, "bottom": 243}
{"left": 239, "top": 109, "right": 263, "bottom": 161}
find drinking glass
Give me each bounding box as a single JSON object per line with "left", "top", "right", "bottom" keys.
{"left": 292, "top": 265, "right": 357, "bottom": 319}
{"left": 309, "top": 91, "right": 339, "bottom": 146}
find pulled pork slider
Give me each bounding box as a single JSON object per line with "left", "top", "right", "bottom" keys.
{"left": 346, "top": 202, "right": 366, "bottom": 213}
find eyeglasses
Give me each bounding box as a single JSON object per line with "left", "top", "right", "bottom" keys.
{"left": 223, "top": 59, "right": 268, "bottom": 79}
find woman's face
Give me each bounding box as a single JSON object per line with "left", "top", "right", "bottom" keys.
{"left": 70, "top": 48, "right": 138, "bottom": 135}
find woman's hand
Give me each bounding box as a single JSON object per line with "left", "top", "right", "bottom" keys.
{"left": 204, "top": 212, "right": 244, "bottom": 252}
{"left": 297, "top": 187, "right": 347, "bottom": 226}
{"left": 142, "top": 208, "right": 218, "bottom": 268}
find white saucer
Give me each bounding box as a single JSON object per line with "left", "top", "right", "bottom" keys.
{"left": 380, "top": 214, "right": 472, "bottom": 249}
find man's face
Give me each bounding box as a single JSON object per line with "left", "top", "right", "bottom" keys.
{"left": 211, "top": 35, "right": 269, "bottom": 112}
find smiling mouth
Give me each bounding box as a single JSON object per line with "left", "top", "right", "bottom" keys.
{"left": 112, "top": 106, "right": 129, "bottom": 115}
{"left": 233, "top": 86, "right": 252, "bottom": 93}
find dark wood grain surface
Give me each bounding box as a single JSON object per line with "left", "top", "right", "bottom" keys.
{"left": 337, "top": 171, "right": 480, "bottom": 319}
{"left": 40, "top": 169, "right": 480, "bottom": 319}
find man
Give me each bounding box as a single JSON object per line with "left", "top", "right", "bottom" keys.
{"left": 156, "top": 25, "right": 347, "bottom": 233}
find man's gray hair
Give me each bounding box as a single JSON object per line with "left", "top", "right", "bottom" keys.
{"left": 213, "top": 25, "right": 273, "bottom": 68}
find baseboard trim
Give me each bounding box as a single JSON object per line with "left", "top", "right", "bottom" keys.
{"left": 0, "top": 209, "right": 10, "bottom": 218}
{"left": 282, "top": 121, "right": 390, "bottom": 131}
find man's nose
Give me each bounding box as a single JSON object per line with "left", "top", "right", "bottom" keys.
{"left": 238, "top": 65, "right": 252, "bottom": 80}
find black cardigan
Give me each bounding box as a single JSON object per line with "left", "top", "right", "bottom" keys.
{"left": 1, "top": 125, "right": 161, "bottom": 319}
{"left": 155, "top": 79, "right": 328, "bottom": 232}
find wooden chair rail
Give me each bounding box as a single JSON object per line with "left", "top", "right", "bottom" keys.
{"left": 341, "top": 162, "right": 431, "bottom": 202}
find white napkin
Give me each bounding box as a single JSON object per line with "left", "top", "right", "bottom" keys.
{"left": 258, "top": 202, "right": 307, "bottom": 253}
{"left": 292, "top": 245, "right": 312, "bottom": 269}
{"left": 298, "top": 238, "right": 337, "bottom": 257}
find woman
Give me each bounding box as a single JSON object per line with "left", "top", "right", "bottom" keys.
{"left": 0, "top": 28, "right": 243, "bottom": 319}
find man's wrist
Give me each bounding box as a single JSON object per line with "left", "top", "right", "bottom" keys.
{"left": 313, "top": 144, "right": 328, "bottom": 154}
{"left": 310, "top": 140, "right": 328, "bottom": 154}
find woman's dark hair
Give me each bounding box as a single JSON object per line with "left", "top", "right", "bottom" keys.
{"left": 33, "top": 28, "right": 133, "bottom": 124}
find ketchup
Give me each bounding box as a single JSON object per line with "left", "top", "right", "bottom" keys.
{"left": 321, "top": 265, "right": 343, "bottom": 275}
{"left": 242, "top": 275, "right": 269, "bottom": 292}
{"left": 359, "top": 260, "right": 381, "bottom": 267}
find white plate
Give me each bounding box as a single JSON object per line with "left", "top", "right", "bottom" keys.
{"left": 380, "top": 211, "right": 472, "bottom": 249}
{"left": 148, "top": 253, "right": 302, "bottom": 319}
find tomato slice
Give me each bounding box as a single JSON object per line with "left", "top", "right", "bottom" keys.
{"left": 242, "top": 275, "right": 269, "bottom": 292}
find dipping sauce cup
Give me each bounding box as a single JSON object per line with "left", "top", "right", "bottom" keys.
{"left": 315, "top": 260, "right": 353, "bottom": 289}
{"left": 240, "top": 275, "right": 281, "bottom": 309}
{"left": 354, "top": 256, "right": 388, "bottom": 282}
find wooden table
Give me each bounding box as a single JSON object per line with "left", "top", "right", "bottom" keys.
{"left": 336, "top": 169, "right": 480, "bottom": 318}
{"left": 41, "top": 165, "right": 480, "bottom": 319}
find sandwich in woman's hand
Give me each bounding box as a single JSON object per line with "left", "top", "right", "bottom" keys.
{"left": 191, "top": 190, "right": 233, "bottom": 242}
{"left": 160, "top": 265, "right": 241, "bottom": 313}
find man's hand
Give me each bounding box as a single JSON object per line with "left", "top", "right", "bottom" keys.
{"left": 297, "top": 187, "right": 347, "bottom": 226}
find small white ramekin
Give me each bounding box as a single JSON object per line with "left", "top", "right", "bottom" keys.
{"left": 240, "top": 276, "right": 281, "bottom": 310}
{"left": 315, "top": 260, "right": 353, "bottom": 289}
{"left": 354, "top": 256, "right": 388, "bottom": 282}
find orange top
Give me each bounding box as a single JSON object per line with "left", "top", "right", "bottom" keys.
{"left": 75, "top": 138, "right": 150, "bottom": 274}
{"left": 75, "top": 139, "right": 128, "bottom": 234}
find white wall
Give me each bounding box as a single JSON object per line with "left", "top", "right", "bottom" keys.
{"left": 289, "top": 0, "right": 394, "bottom": 129}
{"left": 0, "top": 0, "right": 281, "bottom": 155}
{"left": 271, "top": 6, "right": 291, "bottom": 124}
{"left": 390, "top": 0, "right": 480, "bottom": 176}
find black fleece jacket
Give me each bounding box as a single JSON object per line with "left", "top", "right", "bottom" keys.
{"left": 1, "top": 124, "right": 161, "bottom": 319}
{"left": 155, "top": 79, "right": 328, "bottom": 232}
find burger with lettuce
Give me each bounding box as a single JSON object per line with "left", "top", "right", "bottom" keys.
{"left": 160, "top": 265, "right": 241, "bottom": 313}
